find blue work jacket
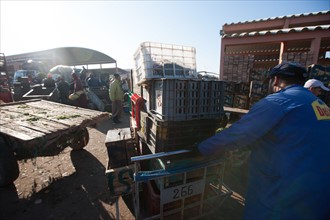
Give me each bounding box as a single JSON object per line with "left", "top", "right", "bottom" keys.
{"left": 198, "top": 85, "right": 330, "bottom": 220}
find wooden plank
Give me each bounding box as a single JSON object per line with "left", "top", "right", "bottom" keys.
{"left": 27, "top": 100, "right": 105, "bottom": 117}
{"left": 0, "top": 122, "right": 46, "bottom": 140}
{"left": 0, "top": 117, "right": 60, "bottom": 141}
{"left": 0, "top": 100, "right": 109, "bottom": 141}
{"left": 223, "top": 106, "right": 249, "bottom": 114}
{"left": 26, "top": 100, "right": 109, "bottom": 126}
{"left": 2, "top": 100, "right": 109, "bottom": 126}
{"left": 1, "top": 115, "right": 69, "bottom": 139}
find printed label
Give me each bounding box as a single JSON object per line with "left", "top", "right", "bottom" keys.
{"left": 312, "top": 100, "right": 330, "bottom": 120}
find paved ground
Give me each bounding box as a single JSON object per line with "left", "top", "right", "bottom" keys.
{"left": 0, "top": 111, "right": 247, "bottom": 220}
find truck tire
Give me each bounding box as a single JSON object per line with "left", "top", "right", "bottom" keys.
{"left": 70, "top": 128, "right": 89, "bottom": 151}
{"left": 0, "top": 137, "right": 19, "bottom": 187}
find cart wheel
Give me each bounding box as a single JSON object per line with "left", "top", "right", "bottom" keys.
{"left": 70, "top": 128, "right": 89, "bottom": 151}
{"left": 0, "top": 137, "right": 19, "bottom": 187}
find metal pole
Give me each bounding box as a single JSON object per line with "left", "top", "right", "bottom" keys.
{"left": 115, "top": 198, "right": 120, "bottom": 220}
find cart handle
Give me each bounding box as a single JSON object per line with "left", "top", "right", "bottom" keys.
{"left": 130, "top": 149, "right": 191, "bottom": 162}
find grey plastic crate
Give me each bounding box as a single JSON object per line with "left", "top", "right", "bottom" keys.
{"left": 146, "top": 114, "right": 221, "bottom": 153}
{"left": 144, "top": 79, "right": 225, "bottom": 121}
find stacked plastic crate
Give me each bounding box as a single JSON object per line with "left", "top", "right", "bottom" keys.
{"left": 132, "top": 42, "right": 225, "bottom": 154}
{"left": 131, "top": 42, "right": 228, "bottom": 219}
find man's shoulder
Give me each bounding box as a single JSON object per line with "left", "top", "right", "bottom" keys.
{"left": 264, "top": 93, "right": 290, "bottom": 105}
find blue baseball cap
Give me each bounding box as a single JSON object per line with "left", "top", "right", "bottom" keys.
{"left": 269, "top": 62, "right": 308, "bottom": 79}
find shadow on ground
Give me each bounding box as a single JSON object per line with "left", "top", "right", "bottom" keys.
{"left": 0, "top": 150, "right": 116, "bottom": 220}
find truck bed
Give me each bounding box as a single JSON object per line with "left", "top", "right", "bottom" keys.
{"left": 0, "top": 99, "right": 109, "bottom": 142}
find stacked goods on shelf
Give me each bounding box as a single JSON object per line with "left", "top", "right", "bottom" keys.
{"left": 248, "top": 69, "right": 270, "bottom": 108}
{"left": 222, "top": 55, "right": 254, "bottom": 83}
{"left": 223, "top": 68, "right": 270, "bottom": 110}
{"left": 282, "top": 52, "right": 314, "bottom": 67}
{"left": 223, "top": 81, "right": 236, "bottom": 107}
{"left": 133, "top": 42, "right": 197, "bottom": 85}
{"left": 221, "top": 51, "right": 317, "bottom": 110}
{"left": 223, "top": 81, "right": 250, "bottom": 109}
{"left": 249, "top": 80, "right": 269, "bottom": 108}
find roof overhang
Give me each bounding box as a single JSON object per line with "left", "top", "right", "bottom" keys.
{"left": 6, "top": 47, "right": 116, "bottom": 66}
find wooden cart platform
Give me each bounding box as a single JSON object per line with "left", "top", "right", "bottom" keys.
{"left": 0, "top": 99, "right": 110, "bottom": 159}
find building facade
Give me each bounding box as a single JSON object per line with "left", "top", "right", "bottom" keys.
{"left": 219, "top": 10, "right": 330, "bottom": 109}
{"left": 220, "top": 10, "right": 330, "bottom": 82}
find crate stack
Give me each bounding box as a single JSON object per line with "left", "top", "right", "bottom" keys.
{"left": 248, "top": 69, "right": 270, "bottom": 108}
{"left": 223, "top": 66, "right": 271, "bottom": 110}
{"left": 131, "top": 42, "right": 225, "bottom": 154}
{"left": 282, "top": 52, "right": 314, "bottom": 67}
{"left": 222, "top": 55, "right": 254, "bottom": 82}
{"left": 223, "top": 81, "right": 250, "bottom": 109}
{"left": 222, "top": 51, "right": 320, "bottom": 110}
{"left": 130, "top": 42, "right": 229, "bottom": 220}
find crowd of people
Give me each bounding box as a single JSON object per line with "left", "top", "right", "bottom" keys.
{"left": 39, "top": 69, "right": 127, "bottom": 114}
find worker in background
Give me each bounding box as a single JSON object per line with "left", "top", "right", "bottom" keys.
{"left": 56, "top": 76, "right": 70, "bottom": 104}
{"left": 69, "top": 72, "right": 88, "bottom": 108}
{"left": 197, "top": 62, "right": 330, "bottom": 220}
{"left": 86, "top": 72, "right": 101, "bottom": 88}
{"left": 42, "top": 73, "right": 56, "bottom": 88}
{"left": 109, "top": 73, "right": 124, "bottom": 124}
{"left": 304, "top": 78, "right": 330, "bottom": 97}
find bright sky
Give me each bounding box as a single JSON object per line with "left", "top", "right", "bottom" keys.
{"left": 1, "top": 1, "right": 329, "bottom": 73}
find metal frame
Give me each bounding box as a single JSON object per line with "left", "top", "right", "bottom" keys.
{"left": 131, "top": 150, "right": 232, "bottom": 220}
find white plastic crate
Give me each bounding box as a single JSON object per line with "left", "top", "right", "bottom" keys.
{"left": 144, "top": 78, "right": 225, "bottom": 121}
{"left": 133, "top": 42, "right": 197, "bottom": 84}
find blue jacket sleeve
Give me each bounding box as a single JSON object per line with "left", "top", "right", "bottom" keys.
{"left": 198, "top": 99, "right": 286, "bottom": 156}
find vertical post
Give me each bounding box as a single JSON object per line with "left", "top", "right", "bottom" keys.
{"left": 279, "top": 42, "right": 286, "bottom": 64}
{"left": 219, "top": 37, "right": 225, "bottom": 80}
{"left": 310, "top": 37, "right": 321, "bottom": 65}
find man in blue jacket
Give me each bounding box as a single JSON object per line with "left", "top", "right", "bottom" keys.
{"left": 198, "top": 62, "right": 330, "bottom": 220}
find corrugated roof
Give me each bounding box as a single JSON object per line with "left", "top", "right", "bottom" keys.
{"left": 7, "top": 47, "right": 116, "bottom": 66}
{"left": 224, "top": 10, "right": 330, "bottom": 26}
{"left": 223, "top": 25, "right": 330, "bottom": 38}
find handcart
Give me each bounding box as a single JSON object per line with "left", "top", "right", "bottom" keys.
{"left": 105, "top": 139, "right": 232, "bottom": 220}
{"left": 0, "top": 99, "right": 110, "bottom": 186}
{"left": 131, "top": 150, "right": 232, "bottom": 220}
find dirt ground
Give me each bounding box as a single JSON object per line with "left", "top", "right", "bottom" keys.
{"left": 0, "top": 112, "right": 248, "bottom": 220}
